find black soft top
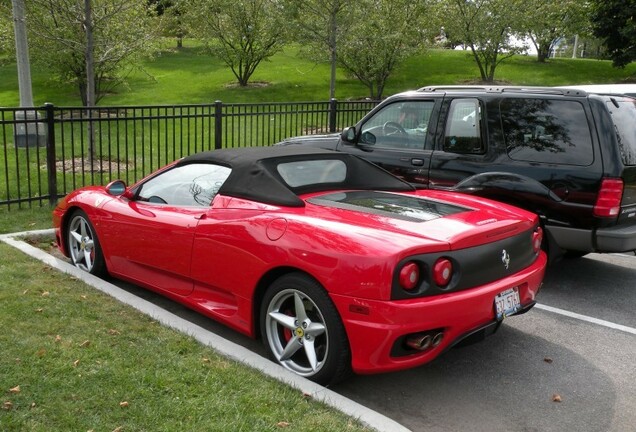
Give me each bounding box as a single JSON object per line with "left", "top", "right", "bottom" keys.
{"left": 177, "top": 146, "right": 415, "bottom": 207}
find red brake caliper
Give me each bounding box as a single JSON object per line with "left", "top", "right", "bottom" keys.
{"left": 282, "top": 309, "right": 294, "bottom": 342}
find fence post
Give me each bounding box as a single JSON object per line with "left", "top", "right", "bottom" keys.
{"left": 44, "top": 103, "right": 57, "bottom": 206}
{"left": 214, "top": 100, "right": 223, "bottom": 150}
{"left": 328, "top": 98, "right": 338, "bottom": 133}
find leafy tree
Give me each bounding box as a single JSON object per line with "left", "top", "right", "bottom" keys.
{"left": 522, "top": 0, "right": 590, "bottom": 62}
{"left": 591, "top": 0, "right": 636, "bottom": 68}
{"left": 185, "top": 0, "right": 287, "bottom": 87}
{"left": 0, "top": 0, "right": 13, "bottom": 59}
{"left": 439, "top": 0, "right": 526, "bottom": 82}
{"left": 283, "top": 0, "right": 356, "bottom": 99}
{"left": 150, "top": 0, "right": 187, "bottom": 48}
{"left": 25, "top": 0, "right": 160, "bottom": 105}
{"left": 338, "top": 0, "right": 428, "bottom": 99}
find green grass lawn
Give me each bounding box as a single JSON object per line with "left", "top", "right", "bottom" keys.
{"left": 2, "top": 42, "right": 636, "bottom": 108}
{"left": 0, "top": 242, "right": 369, "bottom": 431}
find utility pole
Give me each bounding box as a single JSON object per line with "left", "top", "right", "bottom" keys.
{"left": 11, "top": 0, "right": 33, "bottom": 107}
{"left": 12, "top": 0, "right": 45, "bottom": 148}
{"left": 572, "top": 34, "right": 579, "bottom": 59}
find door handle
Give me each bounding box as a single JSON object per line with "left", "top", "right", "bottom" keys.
{"left": 194, "top": 214, "right": 207, "bottom": 220}
{"left": 411, "top": 158, "right": 425, "bottom": 166}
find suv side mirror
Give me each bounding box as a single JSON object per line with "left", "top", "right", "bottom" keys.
{"left": 341, "top": 126, "right": 357, "bottom": 144}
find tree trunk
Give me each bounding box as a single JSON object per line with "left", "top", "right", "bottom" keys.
{"left": 537, "top": 43, "right": 550, "bottom": 63}
{"left": 84, "top": 0, "right": 96, "bottom": 159}
{"left": 470, "top": 45, "right": 488, "bottom": 82}
{"left": 329, "top": 10, "right": 337, "bottom": 100}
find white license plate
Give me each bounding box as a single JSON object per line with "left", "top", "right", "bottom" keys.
{"left": 494, "top": 287, "right": 521, "bottom": 320}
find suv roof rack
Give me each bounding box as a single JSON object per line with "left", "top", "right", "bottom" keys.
{"left": 417, "top": 85, "right": 588, "bottom": 96}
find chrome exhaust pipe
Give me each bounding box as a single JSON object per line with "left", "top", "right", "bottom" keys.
{"left": 406, "top": 333, "right": 432, "bottom": 351}
{"left": 432, "top": 332, "right": 444, "bottom": 347}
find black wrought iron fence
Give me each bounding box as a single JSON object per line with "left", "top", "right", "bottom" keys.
{"left": 0, "top": 99, "right": 379, "bottom": 210}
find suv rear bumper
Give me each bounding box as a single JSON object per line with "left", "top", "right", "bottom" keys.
{"left": 548, "top": 224, "right": 636, "bottom": 253}
{"left": 596, "top": 223, "right": 636, "bottom": 252}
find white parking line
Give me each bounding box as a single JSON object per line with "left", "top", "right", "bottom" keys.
{"left": 536, "top": 303, "right": 636, "bottom": 336}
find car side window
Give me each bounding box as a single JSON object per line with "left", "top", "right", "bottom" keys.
{"left": 360, "top": 101, "right": 434, "bottom": 150}
{"left": 443, "top": 99, "right": 484, "bottom": 154}
{"left": 137, "top": 163, "right": 231, "bottom": 206}
{"left": 501, "top": 98, "right": 594, "bottom": 166}
{"left": 606, "top": 99, "right": 636, "bottom": 166}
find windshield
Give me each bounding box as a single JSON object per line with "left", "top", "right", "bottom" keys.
{"left": 606, "top": 99, "right": 636, "bottom": 166}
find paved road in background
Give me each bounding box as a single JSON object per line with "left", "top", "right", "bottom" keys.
{"left": 115, "top": 253, "right": 636, "bottom": 432}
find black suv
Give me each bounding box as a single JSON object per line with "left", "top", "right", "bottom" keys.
{"left": 282, "top": 86, "right": 636, "bottom": 260}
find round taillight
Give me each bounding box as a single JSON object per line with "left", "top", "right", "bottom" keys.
{"left": 532, "top": 227, "right": 543, "bottom": 253}
{"left": 399, "top": 262, "right": 420, "bottom": 290}
{"left": 433, "top": 258, "right": 453, "bottom": 287}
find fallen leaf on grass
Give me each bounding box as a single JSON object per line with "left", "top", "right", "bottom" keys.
{"left": 302, "top": 392, "right": 312, "bottom": 399}
{"left": 119, "top": 401, "right": 129, "bottom": 408}
{"left": 55, "top": 335, "right": 62, "bottom": 343}
{"left": 73, "top": 359, "right": 80, "bottom": 367}
{"left": 552, "top": 394, "right": 562, "bottom": 402}
{"left": 41, "top": 291, "right": 50, "bottom": 297}
{"left": 22, "top": 289, "right": 29, "bottom": 295}
{"left": 108, "top": 329, "right": 121, "bottom": 336}
{"left": 112, "top": 427, "right": 124, "bottom": 432}
{"left": 30, "top": 402, "right": 36, "bottom": 409}
{"left": 2, "top": 401, "right": 13, "bottom": 410}
{"left": 36, "top": 348, "right": 46, "bottom": 357}
{"left": 276, "top": 421, "right": 290, "bottom": 428}
{"left": 9, "top": 386, "right": 20, "bottom": 394}
{"left": 202, "top": 357, "right": 211, "bottom": 363}
{"left": 35, "top": 308, "right": 43, "bottom": 313}
{"left": 79, "top": 340, "right": 91, "bottom": 348}
{"left": 80, "top": 294, "right": 87, "bottom": 299}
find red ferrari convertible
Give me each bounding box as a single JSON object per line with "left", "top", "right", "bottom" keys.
{"left": 53, "top": 146, "right": 547, "bottom": 385}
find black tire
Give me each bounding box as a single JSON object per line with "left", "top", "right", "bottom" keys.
{"left": 260, "top": 273, "right": 351, "bottom": 386}
{"left": 66, "top": 209, "right": 107, "bottom": 276}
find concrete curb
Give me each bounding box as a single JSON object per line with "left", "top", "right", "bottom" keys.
{"left": 1, "top": 229, "right": 411, "bottom": 432}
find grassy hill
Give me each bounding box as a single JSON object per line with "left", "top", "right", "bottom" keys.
{"left": 1, "top": 41, "right": 636, "bottom": 107}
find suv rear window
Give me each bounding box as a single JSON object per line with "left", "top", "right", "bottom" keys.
{"left": 501, "top": 99, "right": 594, "bottom": 166}
{"left": 606, "top": 99, "right": 636, "bottom": 166}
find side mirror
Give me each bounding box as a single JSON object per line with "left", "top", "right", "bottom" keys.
{"left": 340, "top": 126, "right": 357, "bottom": 143}
{"left": 360, "top": 131, "right": 376, "bottom": 145}
{"left": 105, "top": 180, "right": 131, "bottom": 198}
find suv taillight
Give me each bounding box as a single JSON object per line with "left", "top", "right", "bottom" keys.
{"left": 594, "top": 178, "right": 624, "bottom": 217}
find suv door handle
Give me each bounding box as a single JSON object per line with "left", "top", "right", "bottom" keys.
{"left": 411, "top": 158, "right": 425, "bottom": 166}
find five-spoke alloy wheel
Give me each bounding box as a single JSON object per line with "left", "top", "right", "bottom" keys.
{"left": 67, "top": 209, "right": 106, "bottom": 276}
{"left": 261, "top": 273, "right": 351, "bottom": 385}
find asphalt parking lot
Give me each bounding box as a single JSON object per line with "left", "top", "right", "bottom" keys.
{"left": 334, "top": 252, "right": 636, "bottom": 432}
{"left": 5, "top": 233, "right": 634, "bottom": 432}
